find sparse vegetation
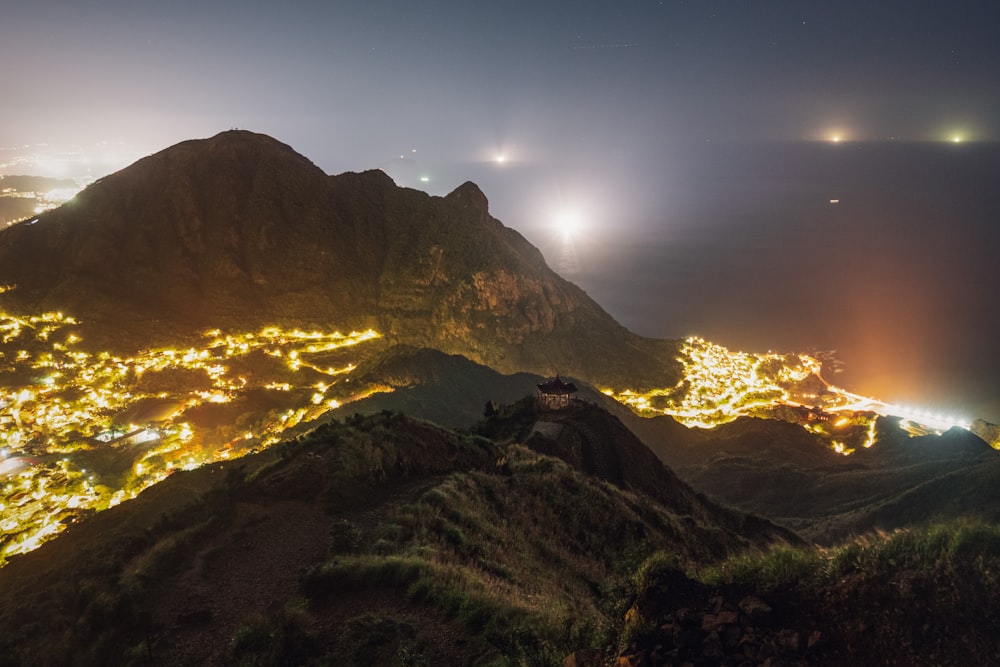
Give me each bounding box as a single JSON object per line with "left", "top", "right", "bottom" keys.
{"left": 0, "top": 403, "right": 788, "bottom": 665}
{"left": 695, "top": 520, "right": 1000, "bottom": 591}
{"left": 2, "top": 399, "right": 999, "bottom": 666}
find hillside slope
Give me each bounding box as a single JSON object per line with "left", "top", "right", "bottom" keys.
{"left": 613, "top": 522, "right": 1000, "bottom": 666}
{"left": 630, "top": 413, "right": 1000, "bottom": 543}
{"left": 0, "top": 409, "right": 795, "bottom": 666}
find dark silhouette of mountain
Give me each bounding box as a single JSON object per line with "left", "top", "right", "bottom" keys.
{"left": 628, "top": 412, "right": 1000, "bottom": 543}
{"left": 325, "top": 344, "right": 618, "bottom": 428}
{"left": 317, "top": 344, "right": 544, "bottom": 428}
{"left": 0, "top": 130, "right": 677, "bottom": 387}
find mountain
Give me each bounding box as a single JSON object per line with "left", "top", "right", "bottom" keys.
{"left": 0, "top": 407, "right": 796, "bottom": 666}
{"left": 0, "top": 130, "right": 677, "bottom": 387}
{"left": 328, "top": 345, "right": 546, "bottom": 428}
{"left": 2, "top": 129, "right": 999, "bottom": 663}
{"left": 628, "top": 412, "right": 1000, "bottom": 543}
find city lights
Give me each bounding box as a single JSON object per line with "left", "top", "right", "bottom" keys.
{"left": 0, "top": 302, "right": 385, "bottom": 565}
{"left": 605, "top": 336, "right": 970, "bottom": 450}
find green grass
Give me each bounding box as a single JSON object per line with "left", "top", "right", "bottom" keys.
{"left": 695, "top": 520, "right": 1000, "bottom": 590}
{"left": 230, "top": 604, "right": 319, "bottom": 667}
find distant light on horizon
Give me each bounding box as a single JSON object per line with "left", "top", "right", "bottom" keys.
{"left": 0, "top": 142, "right": 142, "bottom": 179}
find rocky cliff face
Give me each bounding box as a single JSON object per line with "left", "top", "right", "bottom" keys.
{"left": 0, "top": 130, "right": 677, "bottom": 386}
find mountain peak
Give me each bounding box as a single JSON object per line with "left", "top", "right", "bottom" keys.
{"left": 180, "top": 128, "right": 311, "bottom": 157}
{"left": 113, "top": 129, "right": 325, "bottom": 185}
{"left": 446, "top": 181, "right": 489, "bottom": 215}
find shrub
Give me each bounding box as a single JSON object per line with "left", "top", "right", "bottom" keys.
{"left": 330, "top": 519, "right": 362, "bottom": 555}
{"left": 230, "top": 607, "right": 318, "bottom": 667}
{"left": 699, "top": 545, "right": 823, "bottom": 589}
{"left": 334, "top": 613, "right": 425, "bottom": 666}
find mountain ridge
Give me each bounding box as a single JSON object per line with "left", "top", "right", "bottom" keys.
{"left": 0, "top": 130, "right": 678, "bottom": 388}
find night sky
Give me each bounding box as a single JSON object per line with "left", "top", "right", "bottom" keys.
{"left": 3, "top": 1, "right": 1000, "bottom": 420}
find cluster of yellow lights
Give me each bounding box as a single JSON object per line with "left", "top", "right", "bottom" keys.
{"left": 0, "top": 304, "right": 384, "bottom": 565}
{"left": 605, "top": 337, "right": 820, "bottom": 430}
{"left": 604, "top": 336, "right": 971, "bottom": 453}
{"left": 1, "top": 185, "right": 84, "bottom": 225}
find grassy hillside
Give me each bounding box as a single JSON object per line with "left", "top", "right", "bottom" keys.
{"left": 615, "top": 521, "right": 1000, "bottom": 665}
{"left": 0, "top": 407, "right": 785, "bottom": 666}
{"left": 325, "top": 352, "right": 1000, "bottom": 547}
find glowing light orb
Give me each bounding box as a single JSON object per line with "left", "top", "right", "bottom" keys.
{"left": 831, "top": 135, "right": 842, "bottom": 143}
{"left": 554, "top": 209, "right": 583, "bottom": 242}
{"left": 951, "top": 135, "right": 963, "bottom": 143}
{"left": 495, "top": 154, "right": 506, "bottom": 164}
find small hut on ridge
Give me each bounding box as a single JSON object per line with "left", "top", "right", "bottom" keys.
{"left": 536, "top": 376, "right": 578, "bottom": 411}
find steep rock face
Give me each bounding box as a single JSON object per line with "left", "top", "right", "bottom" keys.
{"left": 0, "top": 130, "right": 677, "bottom": 386}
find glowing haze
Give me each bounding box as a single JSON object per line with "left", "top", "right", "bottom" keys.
{"left": 2, "top": 1, "right": 999, "bottom": 420}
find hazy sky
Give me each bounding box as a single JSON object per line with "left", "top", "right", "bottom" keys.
{"left": 3, "top": 0, "right": 1000, "bottom": 419}
{"left": 4, "top": 1, "right": 997, "bottom": 154}
{"left": 4, "top": 1, "right": 996, "bottom": 255}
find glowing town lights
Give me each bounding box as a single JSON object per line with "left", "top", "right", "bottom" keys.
{"left": 832, "top": 441, "right": 853, "bottom": 456}
{"left": 606, "top": 337, "right": 819, "bottom": 429}
{"left": 863, "top": 420, "right": 877, "bottom": 448}
{"left": 266, "top": 382, "right": 292, "bottom": 391}
{"left": 605, "top": 337, "right": 972, "bottom": 456}
{"left": 0, "top": 308, "right": 387, "bottom": 566}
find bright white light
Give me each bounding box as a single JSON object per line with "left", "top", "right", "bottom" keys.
{"left": 554, "top": 209, "right": 583, "bottom": 242}
{"left": 495, "top": 154, "right": 506, "bottom": 164}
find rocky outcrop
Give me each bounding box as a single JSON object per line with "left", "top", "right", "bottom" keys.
{"left": 971, "top": 419, "right": 1000, "bottom": 449}
{"left": 617, "top": 568, "right": 828, "bottom": 666}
